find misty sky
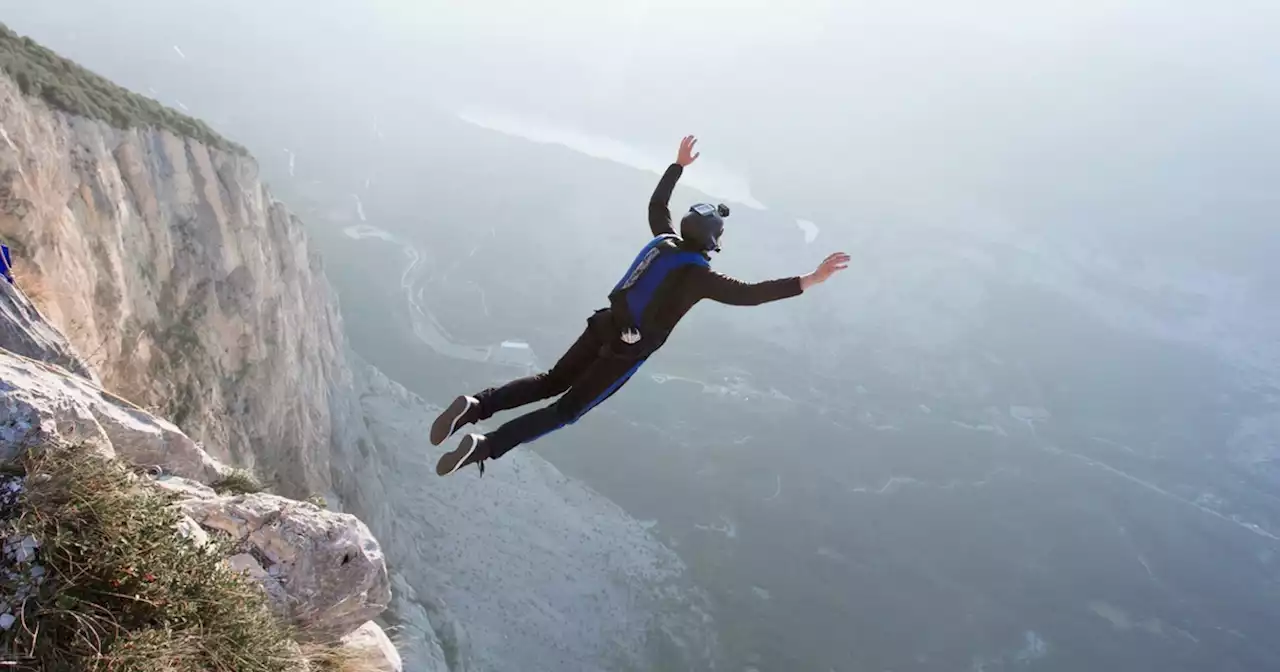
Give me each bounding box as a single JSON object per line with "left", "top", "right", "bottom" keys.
{"left": 345, "top": 0, "right": 1278, "bottom": 271}
{"left": 7, "top": 0, "right": 1278, "bottom": 271}
{"left": 364, "top": 0, "right": 1280, "bottom": 225}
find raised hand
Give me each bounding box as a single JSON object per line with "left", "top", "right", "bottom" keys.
{"left": 676, "top": 135, "right": 700, "bottom": 167}
{"left": 800, "top": 252, "right": 851, "bottom": 290}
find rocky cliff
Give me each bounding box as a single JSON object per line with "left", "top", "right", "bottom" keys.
{"left": 0, "top": 35, "right": 717, "bottom": 672}
{"left": 0, "top": 277, "right": 399, "bottom": 670}
{"left": 333, "top": 361, "right": 717, "bottom": 672}
{"left": 0, "top": 69, "right": 348, "bottom": 499}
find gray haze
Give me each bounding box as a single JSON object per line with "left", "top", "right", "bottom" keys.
{"left": 5, "top": 2, "right": 1280, "bottom": 671}
{"left": 10, "top": 0, "right": 1280, "bottom": 270}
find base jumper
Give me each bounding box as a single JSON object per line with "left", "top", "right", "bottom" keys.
{"left": 432, "top": 135, "right": 850, "bottom": 476}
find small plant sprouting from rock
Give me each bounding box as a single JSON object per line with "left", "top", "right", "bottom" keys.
{"left": 212, "top": 468, "right": 266, "bottom": 495}
{"left": 1, "top": 441, "right": 304, "bottom": 671}
{"left": 306, "top": 494, "right": 329, "bottom": 510}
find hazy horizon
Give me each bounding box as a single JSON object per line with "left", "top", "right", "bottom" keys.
{"left": 9, "top": 0, "right": 1279, "bottom": 272}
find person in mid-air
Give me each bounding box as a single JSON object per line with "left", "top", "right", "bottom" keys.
{"left": 432, "top": 135, "right": 850, "bottom": 476}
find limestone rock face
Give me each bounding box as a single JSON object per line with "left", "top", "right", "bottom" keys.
{"left": 0, "top": 277, "right": 94, "bottom": 382}
{"left": 339, "top": 621, "right": 403, "bottom": 672}
{"left": 153, "top": 474, "right": 218, "bottom": 500}
{"left": 0, "top": 72, "right": 347, "bottom": 499}
{"left": 0, "top": 348, "right": 391, "bottom": 649}
{"left": 0, "top": 348, "right": 227, "bottom": 483}
{"left": 0, "top": 345, "right": 390, "bottom": 643}
{"left": 182, "top": 491, "right": 391, "bottom": 641}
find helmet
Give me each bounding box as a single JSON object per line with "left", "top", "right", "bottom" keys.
{"left": 680, "top": 203, "right": 730, "bottom": 253}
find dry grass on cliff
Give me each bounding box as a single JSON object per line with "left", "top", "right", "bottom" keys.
{"left": 301, "top": 642, "right": 392, "bottom": 672}
{"left": 211, "top": 468, "right": 266, "bottom": 496}
{"left": 1, "top": 442, "right": 305, "bottom": 672}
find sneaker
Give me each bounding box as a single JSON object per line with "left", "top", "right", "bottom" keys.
{"left": 430, "top": 395, "right": 481, "bottom": 446}
{"left": 436, "top": 434, "right": 491, "bottom": 477}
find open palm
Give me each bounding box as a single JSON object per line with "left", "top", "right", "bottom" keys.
{"left": 814, "top": 252, "right": 850, "bottom": 282}
{"left": 676, "top": 135, "right": 700, "bottom": 166}
{"left": 801, "top": 252, "right": 850, "bottom": 290}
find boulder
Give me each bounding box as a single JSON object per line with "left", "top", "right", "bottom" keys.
{"left": 182, "top": 492, "right": 391, "bottom": 640}
{"left": 175, "top": 513, "right": 211, "bottom": 548}
{"left": 0, "top": 349, "right": 227, "bottom": 483}
{"left": 338, "top": 621, "right": 403, "bottom": 672}
{"left": 152, "top": 474, "right": 218, "bottom": 501}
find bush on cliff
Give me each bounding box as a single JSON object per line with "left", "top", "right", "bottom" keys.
{"left": 0, "top": 23, "right": 246, "bottom": 155}
{"left": 0, "top": 442, "right": 324, "bottom": 671}
{"left": 0, "top": 440, "right": 378, "bottom": 670}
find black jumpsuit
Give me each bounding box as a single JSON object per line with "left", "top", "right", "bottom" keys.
{"left": 474, "top": 162, "right": 804, "bottom": 459}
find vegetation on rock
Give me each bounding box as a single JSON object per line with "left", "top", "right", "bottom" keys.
{"left": 211, "top": 468, "right": 266, "bottom": 496}
{"left": 1, "top": 442, "right": 296, "bottom": 670}
{"left": 0, "top": 23, "right": 246, "bottom": 155}
{"left": 0, "top": 442, "right": 366, "bottom": 671}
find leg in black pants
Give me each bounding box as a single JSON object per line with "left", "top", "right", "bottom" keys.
{"left": 472, "top": 321, "right": 602, "bottom": 421}
{"left": 475, "top": 323, "right": 647, "bottom": 460}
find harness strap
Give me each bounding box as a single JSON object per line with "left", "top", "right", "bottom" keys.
{"left": 605, "top": 235, "right": 708, "bottom": 354}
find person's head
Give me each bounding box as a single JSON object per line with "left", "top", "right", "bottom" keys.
{"left": 680, "top": 203, "right": 730, "bottom": 254}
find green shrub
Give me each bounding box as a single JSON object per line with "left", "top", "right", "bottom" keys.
{"left": 0, "top": 23, "right": 246, "bottom": 155}
{"left": 212, "top": 468, "right": 266, "bottom": 495}
{"left": 306, "top": 494, "right": 329, "bottom": 509}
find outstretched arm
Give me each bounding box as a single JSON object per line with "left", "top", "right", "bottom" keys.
{"left": 697, "top": 271, "right": 804, "bottom": 306}
{"left": 648, "top": 135, "right": 701, "bottom": 237}
{"left": 697, "top": 252, "right": 851, "bottom": 306}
